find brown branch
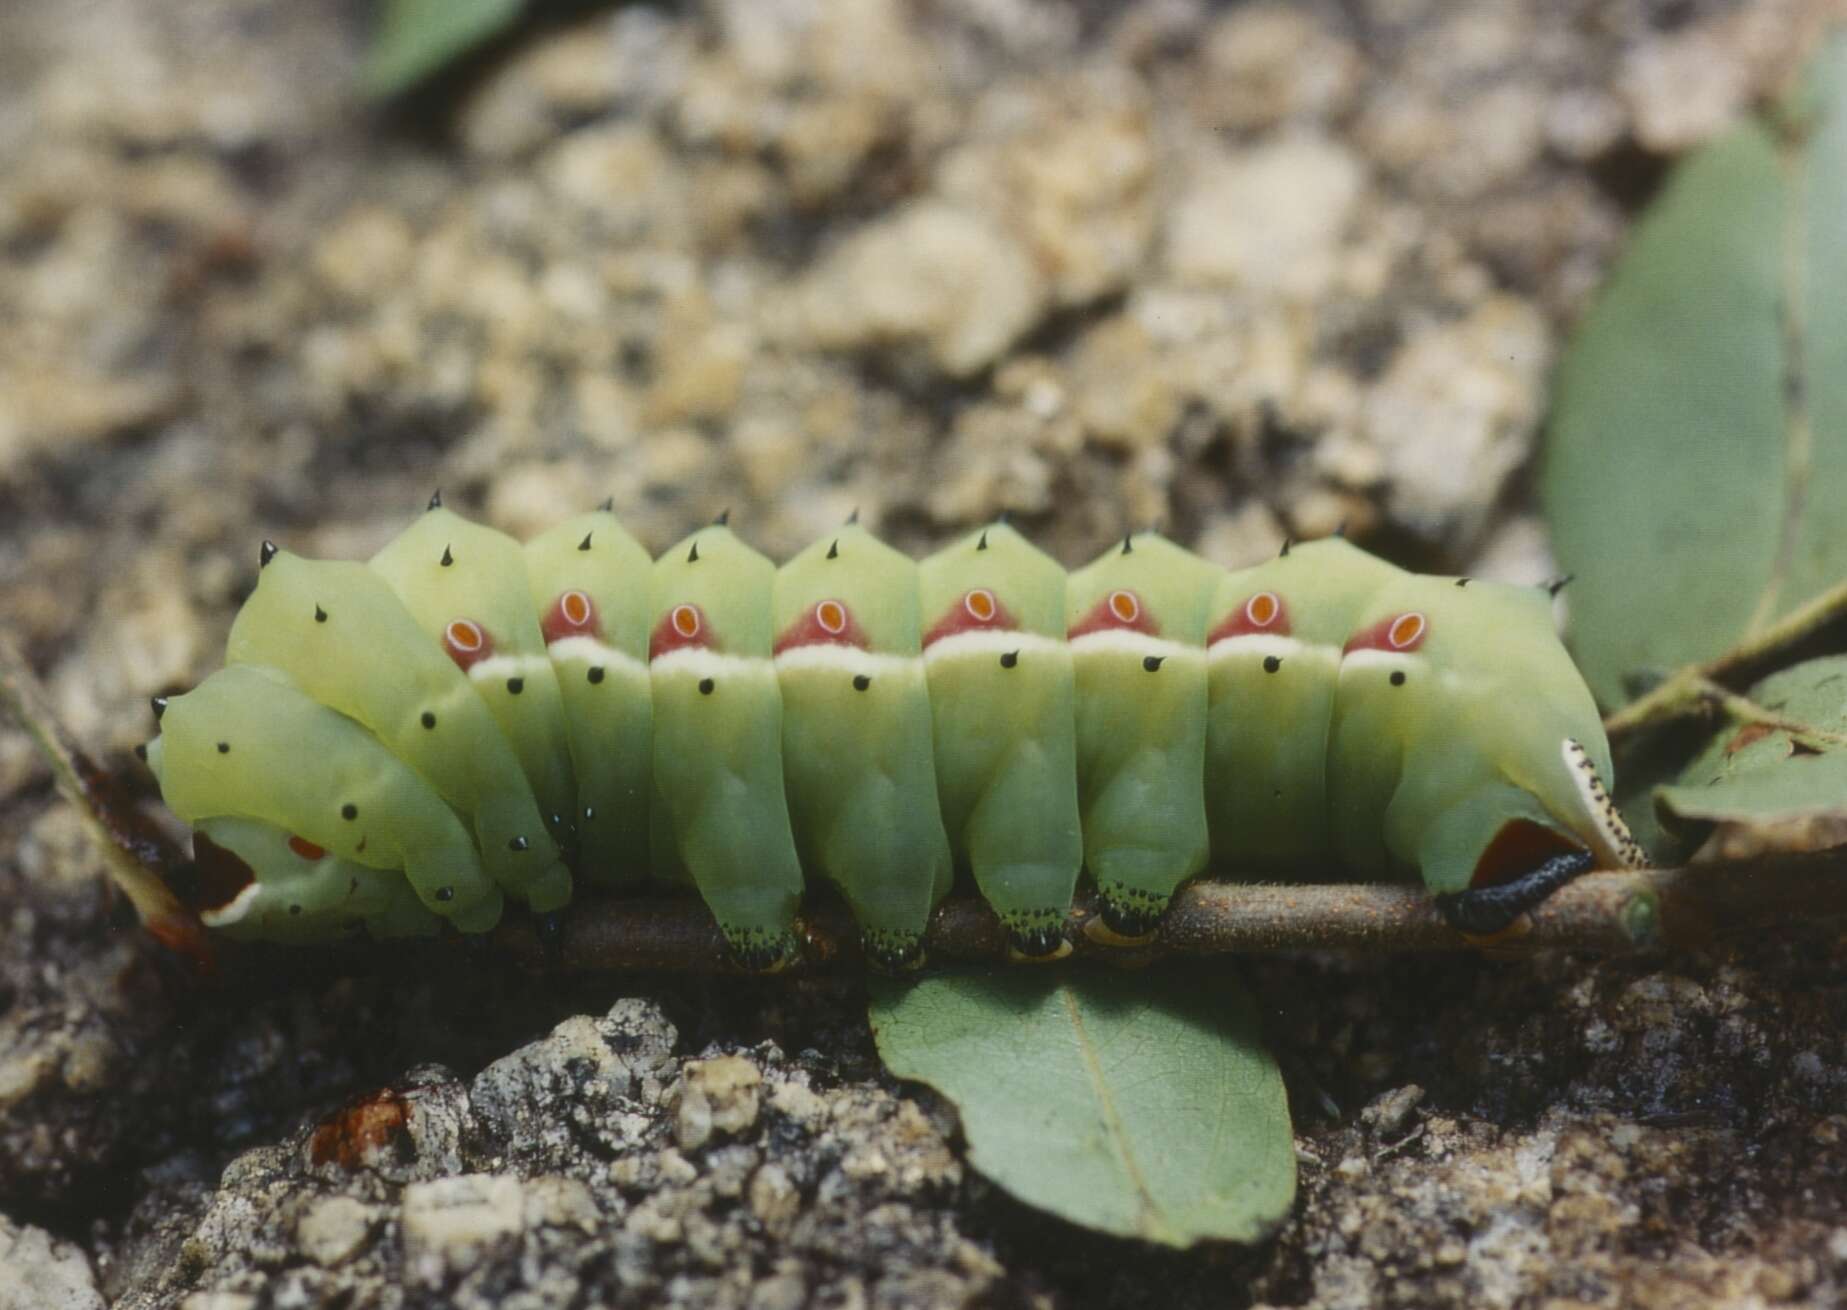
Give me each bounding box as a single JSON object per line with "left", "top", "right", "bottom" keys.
{"left": 489, "top": 856, "right": 1847, "bottom": 973}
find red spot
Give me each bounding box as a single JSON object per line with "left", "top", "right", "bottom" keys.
{"left": 1068, "top": 588, "right": 1158, "bottom": 640}
{"left": 1208, "top": 591, "right": 1293, "bottom": 644}
{"left": 541, "top": 589, "right": 602, "bottom": 645}
{"left": 649, "top": 602, "right": 712, "bottom": 660}
{"left": 1344, "top": 611, "right": 1428, "bottom": 655}
{"left": 923, "top": 588, "right": 1021, "bottom": 647}
{"left": 773, "top": 598, "right": 870, "bottom": 655}
{"left": 442, "top": 618, "right": 494, "bottom": 671}
{"left": 288, "top": 835, "right": 327, "bottom": 861}
{"left": 308, "top": 1088, "right": 412, "bottom": 1171}
{"left": 1470, "top": 819, "right": 1582, "bottom": 889}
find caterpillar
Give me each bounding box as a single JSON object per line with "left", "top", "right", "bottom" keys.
{"left": 140, "top": 497, "right": 1645, "bottom": 971}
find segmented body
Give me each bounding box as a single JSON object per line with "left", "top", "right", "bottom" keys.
{"left": 143, "top": 505, "right": 1643, "bottom": 969}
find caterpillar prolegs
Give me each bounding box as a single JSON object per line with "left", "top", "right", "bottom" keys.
{"left": 142, "top": 500, "right": 1645, "bottom": 970}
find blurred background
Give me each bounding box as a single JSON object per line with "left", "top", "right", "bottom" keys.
{"left": 2, "top": 4, "right": 1842, "bottom": 1308}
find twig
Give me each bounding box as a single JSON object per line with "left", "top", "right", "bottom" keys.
{"left": 1604, "top": 577, "right": 1847, "bottom": 743}
{"left": 0, "top": 634, "right": 213, "bottom": 969}
{"left": 487, "top": 858, "right": 1847, "bottom": 973}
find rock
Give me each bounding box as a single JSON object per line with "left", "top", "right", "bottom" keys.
{"left": 293, "top": 1195, "right": 372, "bottom": 1269}
{"left": 400, "top": 1174, "right": 525, "bottom": 1287}
{"left": 0, "top": 1216, "right": 105, "bottom": 1310}
{"left": 776, "top": 202, "right": 1047, "bottom": 376}
{"left": 1164, "top": 136, "right": 1365, "bottom": 299}
{"left": 675, "top": 1055, "right": 763, "bottom": 1151}
{"left": 1363, "top": 295, "right": 1550, "bottom": 546}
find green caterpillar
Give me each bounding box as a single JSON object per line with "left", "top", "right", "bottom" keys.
{"left": 141, "top": 500, "right": 1644, "bottom": 969}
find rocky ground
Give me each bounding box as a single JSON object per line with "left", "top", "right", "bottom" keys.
{"left": 1, "top": 0, "right": 1844, "bottom": 1306}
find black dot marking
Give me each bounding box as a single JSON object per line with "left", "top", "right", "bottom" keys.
{"left": 852, "top": 674, "right": 871, "bottom": 691}
{"left": 341, "top": 803, "right": 358, "bottom": 820}
{"left": 1280, "top": 536, "right": 1293, "bottom": 558}
{"left": 1121, "top": 535, "right": 1133, "bottom": 556}
{"left": 134, "top": 743, "right": 148, "bottom": 761}
{"left": 421, "top": 711, "right": 437, "bottom": 729}
{"left": 216, "top": 741, "right": 230, "bottom": 754}
{"left": 1263, "top": 655, "right": 1281, "bottom": 673}
{"left": 259, "top": 540, "right": 278, "bottom": 568}
{"left": 1456, "top": 577, "right": 1471, "bottom": 588}
{"left": 699, "top": 677, "right": 715, "bottom": 695}
{"left": 509, "top": 836, "right": 529, "bottom": 852}
{"left": 977, "top": 530, "right": 989, "bottom": 551}
{"left": 289, "top": 904, "right": 301, "bottom": 916}
{"left": 435, "top": 886, "right": 454, "bottom": 903}
{"left": 1000, "top": 650, "right": 1019, "bottom": 669}
{"left": 588, "top": 667, "right": 605, "bottom": 684}
{"left": 507, "top": 677, "right": 524, "bottom": 694}
{"left": 715, "top": 508, "right": 731, "bottom": 526}
{"left": 440, "top": 545, "right": 454, "bottom": 567}
{"left": 827, "top": 539, "right": 839, "bottom": 560}
{"left": 1143, "top": 655, "right": 1164, "bottom": 672}
{"left": 688, "top": 541, "right": 700, "bottom": 563}
{"left": 599, "top": 496, "right": 614, "bottom": 511}
{"left": 578, "top": 532, "right": 593, "bottom": 551}
{"left": 314, "top": 605, "right": 327, "bottom": 623}
{"left": 1390, "top": 670, "right": 1406, "bottom": 686}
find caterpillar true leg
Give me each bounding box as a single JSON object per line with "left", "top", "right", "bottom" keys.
{"left": 1433, "top": 848, "right": 1596, "bottom": 935}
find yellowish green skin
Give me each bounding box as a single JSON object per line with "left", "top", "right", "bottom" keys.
{"left": 774, "top": 525, "right": 954, "bottom": 970}
{"left": 226, "top": 549, "right": 571, "bottom": 908}
{"left": 1203, "top": 539, "right": 1402, "bottom": 869}
{"left": 1327, "top": 575, "right": 1616, "bottom": 892}
{"left": 193, "top": 816, "right": 440, "bottom": 942}
{"left": 525, "top": 511, "right": 654, "bottom": 887}
{"left": 917, "top": 524, "right": 1081, "bottom": 956}
{"left": 649, "top": 525, "right": 806, "bottom": 969}
{"left": 1065, "top": 534, "right": 1221, "bottom": 937}
{"left": 146, "top": 664, "right": 504, "bottom": 932}
{"left": 371, "top": 507, "right": 579, "bottom": 870}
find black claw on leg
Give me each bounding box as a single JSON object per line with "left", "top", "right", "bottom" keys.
{"left": 1434, "top": 849, "right": 1594, "bottom": 936}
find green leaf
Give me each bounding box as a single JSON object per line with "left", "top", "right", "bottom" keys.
{"left": 868, "top": 968, "right": 1295, "bottom": 1247}
{"left": 1544, "top": 31, "right": 1847, "bottom": 709}
{"left": 362, "top": 0, "right": 525, "bottom": 98}
{"left": 1656, "top": 655, "right": 1847, "bottom": 832}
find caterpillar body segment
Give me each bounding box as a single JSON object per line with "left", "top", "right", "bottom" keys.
{"left": 191, "top": 816, "right": 441, "bottom": 942}
{"left": 1202, "top": 538, "right": 1401, "bottom": 871}
{"left": 524, "top": 511, "right": 655, "bottom": 887}
{"left": 146, "top": 664, "right": 504, "bottom": 932}
{"left": 773, "top": 524, "right": 954, "bottom": 971}
{"left": 918, "top": 524, "right": 1082, "bottom": 959}
{"left": 1065, "top": 533, "right": 1221, "bottom": 940}
{"left": 648, "top": 524, "right": 806, "bottom": 970}
{"left": 226, "top": 549, "right": 570, "bottom": 906}
{"left": 144, "top": 504, "right": 1643, "bottom": 964}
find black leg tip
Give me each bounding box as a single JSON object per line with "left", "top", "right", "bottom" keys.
{"left": 1435, "top": 848, "right": 1595, "bottom": 936}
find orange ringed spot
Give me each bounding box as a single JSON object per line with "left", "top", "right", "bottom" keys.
{"left": 964, "top": 588, "right": 997, "bottom": 622}
{"left": 1389, "top": 612, "right": 1427, "bottom": 650}
{"left": 561, "top": 590, "right": 592, "bottom": 627}
{"left": 288, "top": 835, "right": 327, "bottom": 861}
{"left": 446, "top": 619, "right": 485, "bottom": 652}
{"left": 1108, "top": 590, "right": 1140, "bottom": 623}
{"left": 671, "top": 604, "right": 701, "bottom": 639}
{"left": 1246, "top": 592, "right": 1280, "bottom": 627}
{"left": 815, "top": 599, "right": 847, "bottom": 635}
